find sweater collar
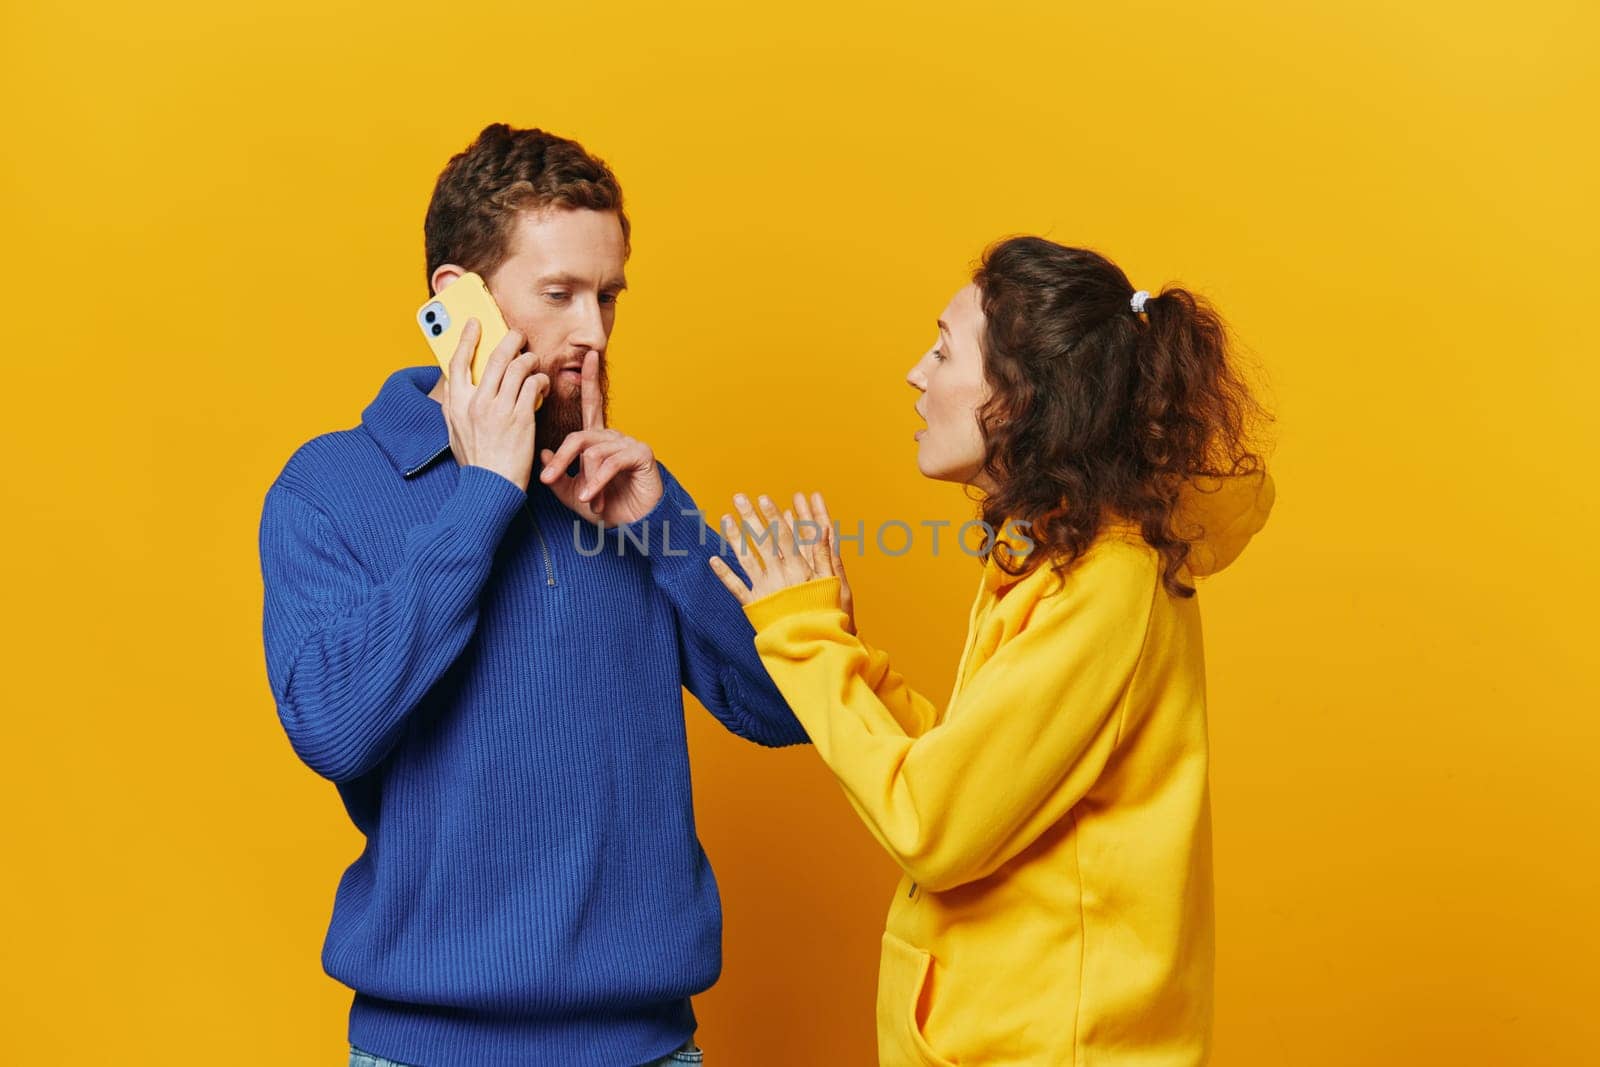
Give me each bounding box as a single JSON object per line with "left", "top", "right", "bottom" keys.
{"left": 362, "top": 365, "right": 452, "bottom": 478}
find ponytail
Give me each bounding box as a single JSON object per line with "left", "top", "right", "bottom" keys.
{"left": 1127, "top": 285, "right": 1266, "bottom": 593}
{"left": 1133, "top": 286, "right": 1254, "bottom": 476}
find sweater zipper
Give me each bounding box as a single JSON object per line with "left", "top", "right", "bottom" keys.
{"left": 524, "top": 498, "right": 557, "bottom": 587}
{"left": 403, "top": 444, "right": 454, "bottom": 478}
{"left": 406, "top": 446, "right": 556, "bottom": 587}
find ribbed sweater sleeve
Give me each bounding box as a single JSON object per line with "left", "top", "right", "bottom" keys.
{"left": 258, "top": 464, "right": 529, "bottom": 782}
{"left": 614, "top": 464, "right": 810, "bottom": 748}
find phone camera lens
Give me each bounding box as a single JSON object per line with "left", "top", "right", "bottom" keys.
{"left": 425, "top": 309, "right": 437, "bottom": 323}
{"left": 431, "top": 323, "right": 443, "bottom": 337}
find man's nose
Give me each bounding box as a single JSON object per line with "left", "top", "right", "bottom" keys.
{"left": 570, "top": 296, "right": 608, "bottom": 351}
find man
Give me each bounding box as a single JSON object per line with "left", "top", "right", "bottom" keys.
{"left": 258, "top": 122, "right": 807, "bottom": 1067}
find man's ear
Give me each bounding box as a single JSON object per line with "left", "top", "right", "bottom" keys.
{"left": 430, "top": 263, "right": 466, "bottom": 296}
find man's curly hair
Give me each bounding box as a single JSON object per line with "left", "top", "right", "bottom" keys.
{"left": 971, "top": 236, "right": 1271, "bottom": 599}
{"left": 423, "top": 122, "right": 630, "bottom": 294}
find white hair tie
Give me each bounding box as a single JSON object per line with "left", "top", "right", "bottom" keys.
{"left": 1130, "top": 290, "right": 1151, "bottom": 314}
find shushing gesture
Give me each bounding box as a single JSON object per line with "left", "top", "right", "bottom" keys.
{"left": 535, "top": 349, "right": 663, "bottom": 526}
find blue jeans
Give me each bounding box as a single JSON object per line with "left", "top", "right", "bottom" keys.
{"left": 348, "top": 1038, "right": 703, "bottom": 1066}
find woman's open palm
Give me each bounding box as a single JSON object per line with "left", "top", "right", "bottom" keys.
{"left": 708, "top": 489, "right": 856, "bottom": 635}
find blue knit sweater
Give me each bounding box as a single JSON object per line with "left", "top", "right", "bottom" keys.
{"left": 258, "top": 365, "right": 808, "bottom": 1067}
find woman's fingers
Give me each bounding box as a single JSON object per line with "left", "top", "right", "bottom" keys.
{"left": 792, "top": 491, "right": 832, "bottom": 577}
{"left": 707, "top": 555, "right": 750, "bottom": 604}
{"left": 718, "top": 490, "right": 846, "bottom": 600}
{"left": 722, "top": 509, "right": 761, "bottom": 576}
{"left": 814, "top": 492, "right": 846, "bottom": 576}
{"left": 754, "top": 494, "right": 807, "bottom": 580}
{"left": 814, "top": 491, "right": 857, "bottom": 633}
{"left": 783, "top": 507, "right": 810, "bottom": 575}
{"left": 729, "top": 493, "right": 774, "bottom": 571}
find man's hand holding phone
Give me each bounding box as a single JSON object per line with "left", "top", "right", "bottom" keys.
{"left": 441, "top": 318, "right": 548, "bottom": 492}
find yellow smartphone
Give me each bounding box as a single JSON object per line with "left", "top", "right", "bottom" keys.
{"left": 416, "top": 272, "right": 530, "bottom": 396}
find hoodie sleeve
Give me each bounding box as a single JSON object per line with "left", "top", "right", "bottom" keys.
{"left": 842, "top": 631, "right": 941, "bottom": 738}
{"left": 258, "top": 466, "right": 528, "bottom": 782}
{"left": 741, "top": 543, "right": 1159, "bottom": 894}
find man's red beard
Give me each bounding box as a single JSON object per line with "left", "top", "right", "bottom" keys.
{"left": 534, "top": 360, "right": 609, "bottom": 459}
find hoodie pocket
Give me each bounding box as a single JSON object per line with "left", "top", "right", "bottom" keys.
{"left": 878, "top": 930, "right": 959, "bottom": 1067}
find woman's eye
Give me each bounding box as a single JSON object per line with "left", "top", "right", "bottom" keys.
{"left": 932, "top": 348, "right": 946, "bottom": 362}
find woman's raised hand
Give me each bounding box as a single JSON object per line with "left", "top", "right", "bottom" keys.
{"left": 709, "top": 490, "right": 856, "bottom": 634}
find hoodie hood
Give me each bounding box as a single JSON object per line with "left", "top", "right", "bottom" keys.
{"left": 983, "top": 467, "right": 1276, "bottom": 589}
{"left": 1172, "top": 468, "right": 1276, "bottom": 577}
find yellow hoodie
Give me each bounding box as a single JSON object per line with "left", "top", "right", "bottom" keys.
{"left": 740, "top": 471, "right": 1276, "bottom": 1066}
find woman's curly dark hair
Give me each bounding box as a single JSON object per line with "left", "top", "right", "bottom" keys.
{"left": 971, "top": 236, "right": 1270, "bottom": 598}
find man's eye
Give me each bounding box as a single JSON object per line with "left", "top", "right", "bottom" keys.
{"left": 544, "top": 291, "right": 570, "bottom": 302}
{"left": 600, "top": 292, "right": 620, "bottom": 305}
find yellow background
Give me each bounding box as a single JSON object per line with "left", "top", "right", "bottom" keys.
{"left": 3, "top": 1, "right": 1596, "bottom": 1063}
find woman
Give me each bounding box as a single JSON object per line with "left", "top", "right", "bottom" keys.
{"left": 707, "top": 236, "right": 1275, "bottom": 1065}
